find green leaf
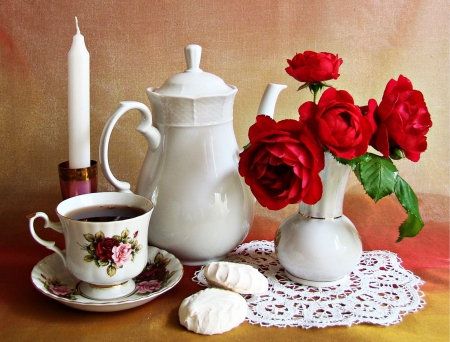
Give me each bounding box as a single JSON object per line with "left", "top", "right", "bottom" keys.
{"left": 95, "top": 231, "right": 105, "bottom": 241}
{"left": 334, "top": 153, "right": 370, "bottom": 170}
{"left": 390, "top": 147, "right": 405, "bottom": 160}
{"left": 394, "top": 176, "right": 421, "bottom": 218}
{"left": 98, "top": 259, "right": 109, "bottom": 267}
{"left": 107, "top": 265, "right": 116, "bottom": 277}
{"left": 167, "top": 270, "right": 176, "bottom": 281}
{"left": 121, "top": 229, "right": 130, "bottom": 239}
{"left": 358, "top": 154, "right": 398, "bottom": 202}
{"left": 84, "top": 255, "right": 94, "bottom": 262}
{"left": 396, "top": 213, "right": 424, "bottom": 242}
{"left": 297, "top": 83, "right": 310, "bottom": 91}
{"left": 353, "top": 163, "right": 362, "bottom": 183}
{"left": 154, "top": 252, "right": 164, "bottom": 264}
{"left": 83, "top": 233, "right": 95, "bottom": 242}
{"left": 337, "top": 153, "right": 424, "bottom": 242}
{"left": 394, "top": 176, "right": 424, "bottom": 241}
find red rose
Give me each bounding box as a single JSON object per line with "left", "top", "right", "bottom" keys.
{"left": 135, "top": 267, "right": 167, "bottom": 282}
{"left": 371, "top": 75, "right": 432, "bottom": 162}
{"left": 136, "top": 280, "right": 162, "bottom": 294}
{"left": 48, "top": 285, "right": 73, "bottom": 297}
{"left": 95, "top": 237, "right": 119, "bottom": 261}
{"left": 239, "top": 115, "right": 325, "bottom": 210}
{"left": 285, "top": 51, "right": 343, "bottom": 83}
{"left": 298, "top": 88, "right": 376, "bottom": 159}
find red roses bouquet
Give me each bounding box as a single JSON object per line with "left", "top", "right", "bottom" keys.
{"left": 239, "top": 51, "right": 432, "bottom": 241}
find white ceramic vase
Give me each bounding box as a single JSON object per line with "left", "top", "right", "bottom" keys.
{"left": 275, "top": 152, "right": 362, "bottom": 287}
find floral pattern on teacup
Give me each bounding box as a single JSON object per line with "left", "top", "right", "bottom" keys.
{"left": 40, "top": 274, "right": 79, "bottom": 300}
{"left": 133, "top": 252, "right": 176, "bottom": 294}
{"left": 80, "top": 229, "right": 143, "bottom": 277}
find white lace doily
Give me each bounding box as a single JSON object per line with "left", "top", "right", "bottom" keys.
{"left": 193, "top": 240, "right": 426, "bottom": 328}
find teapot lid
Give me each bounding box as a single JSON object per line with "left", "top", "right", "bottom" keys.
{"left": 154, "top": 45, "right": 234, "bottom": 97}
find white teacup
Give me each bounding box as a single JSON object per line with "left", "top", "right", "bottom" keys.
{"left": 28, "top": 192, "right": 154, "bottom": 300}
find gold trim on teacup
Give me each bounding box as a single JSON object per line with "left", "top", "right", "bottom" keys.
{"left": 88, "top": 280, "right": 129, "bottom": 289}
{"left": 77, "top": 280, "right": 138, "bottom": 301}
{"left": 58, "top": 160, "right": 98, "bottom": 181}
{"left": 299, "top": 212, "right": 342, "bottom": 220}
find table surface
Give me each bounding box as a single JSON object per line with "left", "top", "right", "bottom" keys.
{"left": 1, "top": 192, "right": 448, "bottom": 341}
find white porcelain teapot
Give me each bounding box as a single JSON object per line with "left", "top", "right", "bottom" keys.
{"left": 100, "top": 45, "right": 261, "bottom": 265}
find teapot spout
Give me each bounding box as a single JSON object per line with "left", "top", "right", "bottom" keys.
{"left": 257, "top": 83, "right": 287, "bottom": 119}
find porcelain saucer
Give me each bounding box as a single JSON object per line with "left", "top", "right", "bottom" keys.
{"left": 31, "top": 246, "right": 183, "bottom": 312}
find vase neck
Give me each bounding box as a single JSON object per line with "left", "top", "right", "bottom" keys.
{"left": 299, "top": 152, "right": 350, "bottom": 219}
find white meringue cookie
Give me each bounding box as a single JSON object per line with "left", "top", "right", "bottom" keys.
{"left": 204, "top": 261, "right": 268, "bottom": 294}
{"left": 178, "top": 288, "right": 247, "bottom": 335}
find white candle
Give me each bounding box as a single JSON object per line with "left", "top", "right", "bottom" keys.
{"left": 68, "top": 17, "right": 90, "bottom": 169}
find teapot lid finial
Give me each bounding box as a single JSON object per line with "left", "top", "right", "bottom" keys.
{"left": 185, "top": 45, "right": 203, "bottom": 72}
{"left": 151, "top": 44, "right": 234, "bottom": 97}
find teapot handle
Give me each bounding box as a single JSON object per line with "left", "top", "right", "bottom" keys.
{"left": 99, "top": 101, "right": 161, "bottom": 193}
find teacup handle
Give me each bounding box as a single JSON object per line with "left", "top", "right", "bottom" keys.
{"left": 27, "top": 212, "right": 66, "bottom": 266}
{"left": 99, "top": 101, "right": 161, "bottom": 193}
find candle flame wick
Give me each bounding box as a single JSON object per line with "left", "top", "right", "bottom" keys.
{"left": 75, "top": 16, "right": 80, "bottom": 34}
